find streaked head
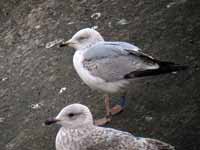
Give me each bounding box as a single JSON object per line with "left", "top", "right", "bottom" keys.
{"left": 60, "top": 28, "right": 104, "bottom": 50}
{"left": 45, "top": 104, "right": 93, "bottom": 129}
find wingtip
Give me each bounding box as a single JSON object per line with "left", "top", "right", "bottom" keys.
{"left": 145, "top": 138, "right": 176, "bottom": 150}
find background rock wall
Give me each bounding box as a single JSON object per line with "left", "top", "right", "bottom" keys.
{"left": 0, "top": 0, "right": 199, "bottom": 150}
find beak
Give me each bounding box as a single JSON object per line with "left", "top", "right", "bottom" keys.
{"left": 44, "top": 117, "right": 59, "bottom": 125}
{"left": 59, "top": 39, "right": 74, "bottom": 47}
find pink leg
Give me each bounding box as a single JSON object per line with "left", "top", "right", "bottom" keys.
{"left": 94, "top": 94, "right": 126, "bottom": 126}
{"left": 94, "top": 94, "right": 111, "bottom": 126}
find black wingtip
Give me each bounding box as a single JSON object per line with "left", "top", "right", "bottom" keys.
{"left": 158, "top": 61, "right": 188, "bottom": 72}
{"left": 124, "top": 63, "right": 188, "bottom": 79}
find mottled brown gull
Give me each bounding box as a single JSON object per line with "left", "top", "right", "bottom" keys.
{"left": 59, "top": 28, "right": 186, "bottom": 125}
{"left": 45, "top": 103, "right": 175, "bottom": 150}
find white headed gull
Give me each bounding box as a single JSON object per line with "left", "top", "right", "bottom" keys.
{"left": 60, "top": 28, "right": 186, "bottom": 125}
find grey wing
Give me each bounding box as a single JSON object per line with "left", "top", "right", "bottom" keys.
{"left": 83, "top": 42, "right": 159, "bottom": 82}
{"left": 83, "top": 41, "right": 140, "bottom": 60}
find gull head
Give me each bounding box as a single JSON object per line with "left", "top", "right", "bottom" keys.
{"left": 60, "top": 28, "right": 104, "bottom": 50}
{"left": 45, "top": 103, "right": 93, "bottom": 129}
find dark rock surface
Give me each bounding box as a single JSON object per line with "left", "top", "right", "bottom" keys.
{"left": 0, "top": 0, "right": 199, "bottom": 150}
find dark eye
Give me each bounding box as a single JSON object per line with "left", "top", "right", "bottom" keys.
{"left": 78, "top": 36, "right": 87, "bottom": 41}
{"left": 68, "top": 113, "right": 75, "bottom": 117}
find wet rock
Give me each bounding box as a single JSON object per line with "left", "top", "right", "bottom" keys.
{"left": 116, "top": 18, "right": 129, "bottom": 25}
{"left": 90, "top": 12, "right": 101, "bottom": 20}
{"left": 0, "top": 117, "right": 5, "bottom": 123}
{"left": 31, "top": 102, "right": 44, "bottom": 110}
{"left": 59, "top": 87, "right": 67, "bottom": 94}
{"left": 144, "top": 116, "right": 153, "bottom": 122}
{"left": 0, "top": 0, "right": 199, "bottom": 150}
{"left": 1, "top": 77, "right": 8, "bottom": 82}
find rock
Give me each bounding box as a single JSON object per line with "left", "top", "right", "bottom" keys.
{"left": 0, "top": 0, "right": 199, "bottom": 150}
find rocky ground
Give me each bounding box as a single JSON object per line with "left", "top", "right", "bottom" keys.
{"left": 0, "top": 0, "right": 200, "bottom": 150}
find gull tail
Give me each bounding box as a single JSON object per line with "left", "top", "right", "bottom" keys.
{"left": 124, "top": 61, "right": 188, "bottom": 79}
{"left": 145, "top": 138, "right": 175, "bottom": 150}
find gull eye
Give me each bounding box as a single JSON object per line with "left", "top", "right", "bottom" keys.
{"left": 77, "top": 36, "right": 88, "bottom": 41}
{"left": 68, "top": 113, "right": 75, "bottom": 117}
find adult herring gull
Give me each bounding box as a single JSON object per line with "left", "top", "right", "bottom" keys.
{"left": 60, "top": 28, "right": 186, "bottom": 125}
{"left": 45, "top": 103, "right": 175, "bottom": 150}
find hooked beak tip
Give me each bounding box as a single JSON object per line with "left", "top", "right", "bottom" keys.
{"left": 59, "top": 42, "right": 68, "bottom": 47}
{"left": 59, "top": 40, "right": 73, "bottom": 48}
{"left": 44, "top": 118, "right": 59, "bottom": 126}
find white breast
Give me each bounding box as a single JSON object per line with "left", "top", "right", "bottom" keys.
{"left": 73, "top": 50, "right": 129, "bottom": 93}
{"left": 73, "top": 50, "right": 104, "bottom": 89}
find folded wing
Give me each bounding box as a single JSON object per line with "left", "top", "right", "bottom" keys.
{"left": 83, "top": 42, "right": 159, "bottom": 82}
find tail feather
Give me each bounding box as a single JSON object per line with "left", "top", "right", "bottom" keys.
{"left": 145, "top": 138, "right": 175, "bottom": 150}
{"left": 124, "top": 61, "right": 187, "bottom": 79}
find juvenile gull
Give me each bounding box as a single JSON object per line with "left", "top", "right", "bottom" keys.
{"left": 60, "top": 28, "right": 186, "bottom": 125}
{"left": 45, "top": 103, "right": 175, "bottom": 150}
